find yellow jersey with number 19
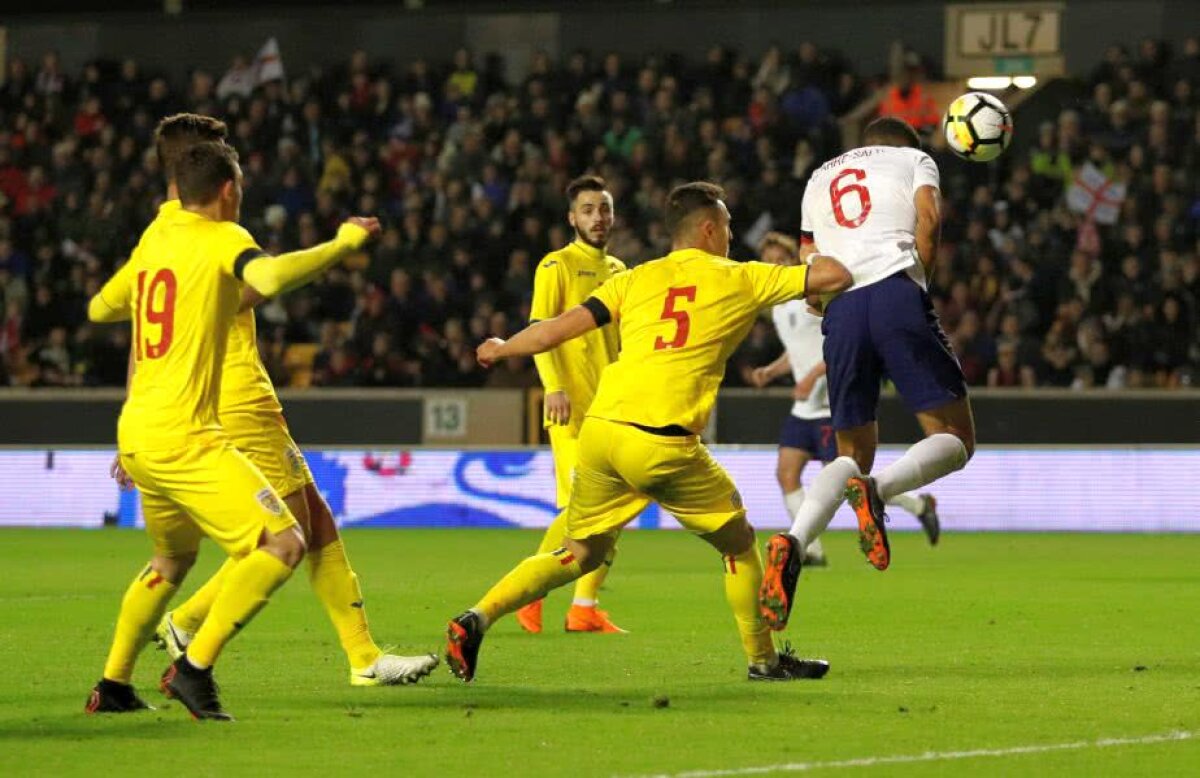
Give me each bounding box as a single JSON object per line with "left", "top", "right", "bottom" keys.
{"left": 584, "top": 249, "right": 809, "bottom": 435}
{"left": 91, "top": 206, "right": 262, "bottom": 453}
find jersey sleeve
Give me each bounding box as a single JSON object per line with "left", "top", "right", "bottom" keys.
{"left": 799, "top": 182, "right": 816, "bottom": 246}
{"left": 87, "top": 258, "right": 137, "bottom": 323}
{"left": 744, "top": 261, "right": 810, "bottom": 308}
{"left": 215, "top": 222, "right": 266, "bottom": 278}
{"left": 529, "top": 255, "right": 566, "bottom": 322}
{"left": 585, "top": 267, "right": 633, "bottom": 325}
{"left": 913, "top": 152, "right": 940, "bottom": 193}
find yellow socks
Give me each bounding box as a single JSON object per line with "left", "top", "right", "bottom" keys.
{"left": 170, "top": 557, "right": 237, "bottom": 634}
{"left": 536, "top": 511, "right": 613, "bottom": 606}
{"left": 186, "top": 550, "right": 293, "bottom": 668}
{"left": 475, "top": 548, "right": 584, "bottom": 626}
{"left": 722, "top": 548, "right": 776, "bottom": 666}
{"left": 308, "top": 540, "right": 382, "bottom": 670}
{"left": 102, "top": 565, "right": 179, "bottom": 683}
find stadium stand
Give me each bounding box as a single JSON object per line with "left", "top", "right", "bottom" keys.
{"left": 0, "top": 40, "right": 1196, "bottom": 389}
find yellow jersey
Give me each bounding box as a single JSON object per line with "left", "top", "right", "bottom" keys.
{"left": 131, "top": 201, "right": 282, "bottom": 417}
{"left": 220, "top": 307, "right": 282, "bottom": 416}
{"left": 584, "top": 248, "right": 809, "bottom": 434}
{"left": 92, "top": 204, "right": 262, "bottom": 452}
{"left": 530, "top": 240, "right": 626, "bottom": 431}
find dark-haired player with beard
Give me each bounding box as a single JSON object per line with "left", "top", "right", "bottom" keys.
{"left": 516, "top": 174, "right": 643, "bottom": 635}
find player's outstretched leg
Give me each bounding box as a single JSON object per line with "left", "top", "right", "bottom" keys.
{"left": 164, "top": 526, "right": 305, "bottom": 720}
{"left": 446, "top": 541, "right": 595, "bottom": 681}
{"left": 887, "top": 492, "right": 940, "bottom": 545}
{"left": 703, "top": 518, "right": 828, "bottom": 680}
{"left": 846, "top": 475, "right": 890, "bottom": 571}
{"left": 157, "top": 556, "right": 238, "bottom": 657}
{"left": 87, "top": 556, "right": 190, "bottom": 714}
{"left": 760, "top": 456, "right": 861, "bottom": 629}
{"left": 300, "top": 486, "right": 439, "bottom": 686}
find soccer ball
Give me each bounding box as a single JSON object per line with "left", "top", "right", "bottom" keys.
{"left": 942, "top": 92, "right": 1012, "bottom": 162}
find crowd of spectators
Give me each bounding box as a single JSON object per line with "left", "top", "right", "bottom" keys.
{"left": 0, "top": 37, "right": 1197, "bottom": 392}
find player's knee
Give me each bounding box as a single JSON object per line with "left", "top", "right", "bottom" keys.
{"left": 263, "top": 525, "right": 307, "bottom": 568}
{"left": 151, "top": 552, "right": 196, "bottom": 584}
{"left": 703, "top": 517, "right": 755, "bottom": 557}
{"left": 566, "top": 536, "right": 610, "bottom": 574}
{"left": 776, "top": 462, "right": 801, "bottom": 492}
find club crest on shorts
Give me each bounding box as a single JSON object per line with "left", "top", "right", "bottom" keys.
{"left": 256, "top": 488, "right": 284, "bottom": 516}
{"left": 730, "top": 489, "right": 744, "bottom": 509}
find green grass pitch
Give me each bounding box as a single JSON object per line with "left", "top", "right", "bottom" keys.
{"left": 1, "top": 528, "right": 1198, "bottom": 776}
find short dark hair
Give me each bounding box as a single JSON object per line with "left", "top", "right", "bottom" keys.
{"left": 863, "top": 116, "right": 921, "bottom": 149}
{"left": 155, "top": 113, "right": 228, "bottom": 182}
{"left": 566, "top": 174, "right": 608, "bottom": 203}
{"left": 176, "top": 141, "right": 239, "bottom": 206}
{"left": 664, "top": 181, "right": 725, "bottom": 238}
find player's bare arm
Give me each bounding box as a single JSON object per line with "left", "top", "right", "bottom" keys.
{"left": 914, "top": 185, "right": 940, "bottom": 274}
{"left": 794, "top": 362, "right": 827, "bottom": 400}
{"left": 751, "top": 352, "right": 792, "bottom": 388}
{"left": 477, "top": 305, "right": 599, "bottom": 368}
{"left": 804, "top": 254, "right": 853, "bottom": 296}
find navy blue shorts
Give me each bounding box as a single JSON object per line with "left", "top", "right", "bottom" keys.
{"left": 778, "top": 415, "right": 838, "bottom": 463}
{"left": 822, "top": 272, "right": 967, "bottom": 431}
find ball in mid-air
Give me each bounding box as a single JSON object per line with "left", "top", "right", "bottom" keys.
{"left": 943, "top": 92, "right": 1013, "bottom": 162}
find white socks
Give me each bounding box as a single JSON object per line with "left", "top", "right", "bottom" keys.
{"left": 804, "top": 537, "right": 825, "bottom": 559}
{"left": 788, "top": 456, "right": 860, "bottom": 547}
{"left": 876, "top": 434, "right": 968, "bottom": 502}
{"left": 887, "top": 492, "right": 925, "bottom": 516}
{"left": 784, "top": 488, "right": 806, "bottom": 518}
{"left": 572, "top": 598, "right": 597, "bottom": 607}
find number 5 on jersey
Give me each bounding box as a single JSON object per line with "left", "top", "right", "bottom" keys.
{"left": 135, "top": 268, "right": 177, "bottom": 360}
{"left": 654, "top": 286, "right": 696, "bottom": 350}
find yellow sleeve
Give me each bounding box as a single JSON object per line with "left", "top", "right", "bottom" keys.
{"left": 87, "top": 259, "right": 136, "bottom": 323}
{"left": 530, "top": 255, "right": 569, "bottom": 393}
{"left": 238, "top": 223, "right": 370, "bottom": 297}
{"left": 743, "top": 262, "right": 809, "bottom": 308}
{"left": 587, "top": 268, "right": 633, "bottom": 324}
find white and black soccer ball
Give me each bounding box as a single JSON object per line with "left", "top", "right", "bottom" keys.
{"left": 942, "top": 92, "right": 1013, "bottom": 162}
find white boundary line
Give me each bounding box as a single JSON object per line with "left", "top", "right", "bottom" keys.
{"left": 626, "top": 731, "right": 1196, "bottom": 777}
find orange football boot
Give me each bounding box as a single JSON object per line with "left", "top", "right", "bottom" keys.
{"left": 565, "top": 604, "right": 627, "bottom": 633}
{"left": 845, "top": 475, "right": 890, "bottom": 570}
{"left": 516, "top": 598, "right": 543, "bottom": 634}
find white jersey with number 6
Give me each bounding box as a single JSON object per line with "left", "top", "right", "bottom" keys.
{"left": 800, "top": 145, "right": 940, "bottom": 292}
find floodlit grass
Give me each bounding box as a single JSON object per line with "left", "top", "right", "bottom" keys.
{"left": 1, "top": 528, "right": 1197, "bottom": 776}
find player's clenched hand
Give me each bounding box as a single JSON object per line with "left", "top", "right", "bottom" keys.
{"left": 805, "top": 293, "right": 826, "bottom": 318}
{"left": 476, "top": 338, "right": 506, "bottom": 368}
{"left": 749, "top": 367, "right": 773, "bottom": 388}
{"left": 345, "top": 216, "right": 382, "bottom": 238}
{"left": 110, "top": 454, "right": 134, "bottom": 491}
{"left": 544, "top": 390, "right": 571, "bottom": 425}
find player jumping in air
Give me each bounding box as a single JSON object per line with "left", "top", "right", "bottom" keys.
{"left": 758, "top": 118, "right": 975, "bottom": 632}
{"left": 86, "top": 141, "right": 381, "bottom": 720}
{"left": 517, "top": 174, "right": 647, "bottom": 635}
{"left": 123, "top": 115, "right": 436, "bottom": 688}
{"left": 445, "top": 182, "right": 852, "bottom": 683}
{"left": 749, "top": 231, "right": 939, "bottom": 567}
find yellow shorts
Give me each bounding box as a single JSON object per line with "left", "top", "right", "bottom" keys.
{"left": 122, "top": 440, "right": 298, "bottom": 558}
{"left": 548, "top": 424, "right": 579, "bottom": 509}
{"left": 566, "top": 418, "right": 743, "bottom": 540}
{"left": 221, "top": 410, "right": 313, "bottom": 500}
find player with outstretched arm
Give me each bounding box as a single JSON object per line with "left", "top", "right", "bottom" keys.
{"left": 444, "top": 182, "right": 852, "bottom": 683}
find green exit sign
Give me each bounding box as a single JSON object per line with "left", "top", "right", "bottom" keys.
{"left": 994, "top": 57, "right": 1035, "bottom": 74}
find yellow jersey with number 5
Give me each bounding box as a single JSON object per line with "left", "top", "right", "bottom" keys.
{"left": 584, "top": 249, "right": 809, "bottom": 434}
{"left": 91, "top": 204, "right": 262, "bottom": 452}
